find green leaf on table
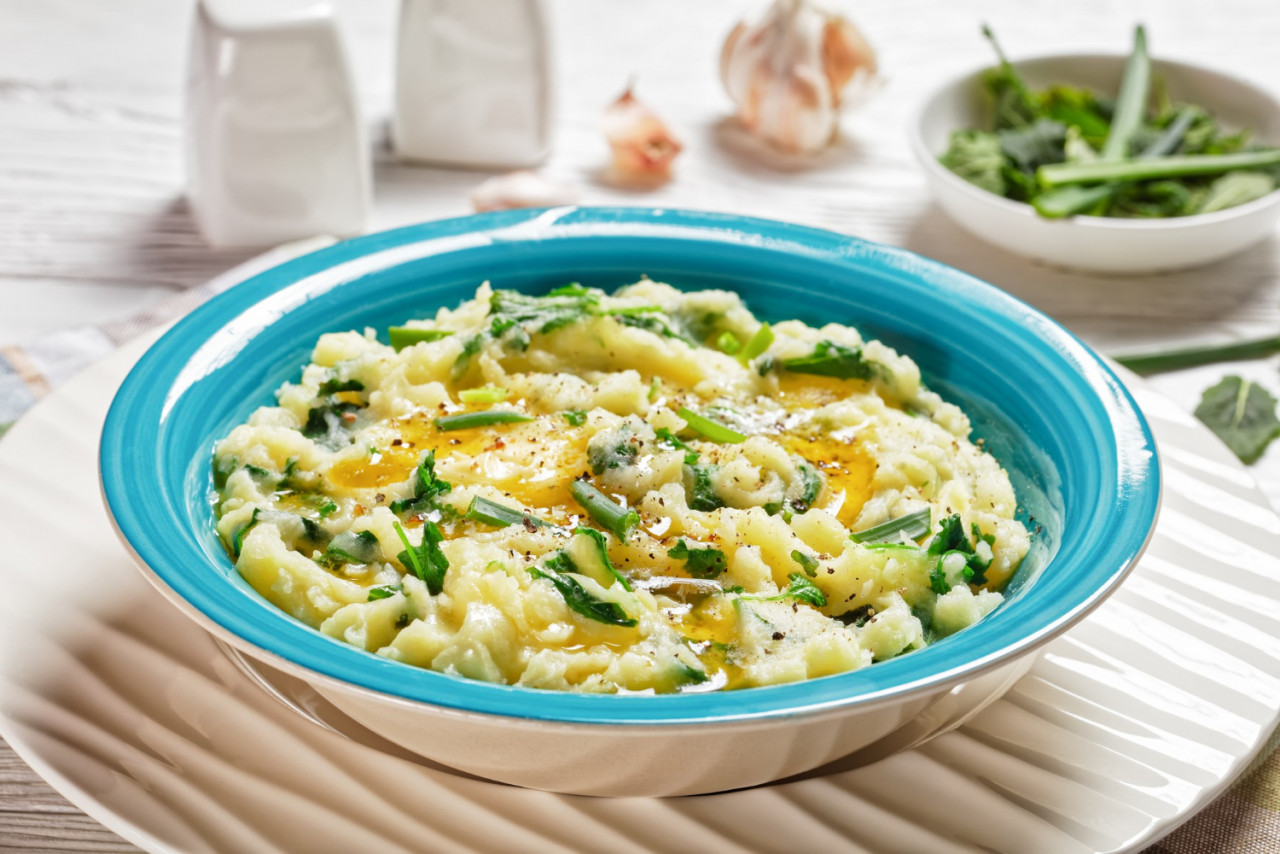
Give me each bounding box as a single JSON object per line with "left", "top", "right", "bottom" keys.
{"left": 1194, "top": 376, "right": 1280, "bottom": 464}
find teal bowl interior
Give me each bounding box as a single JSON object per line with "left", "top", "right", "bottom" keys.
{"left": 100, "top": 207, "right": 1159, "bottom": 725}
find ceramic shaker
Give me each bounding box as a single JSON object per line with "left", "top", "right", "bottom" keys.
{"left": 185, "top": 0, "right": 370, "bottom": 248}
{"left": 393, "top": 0, "right": 554, "bottom": 168}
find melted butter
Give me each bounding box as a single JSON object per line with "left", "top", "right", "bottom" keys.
{"left": 774, "top": 373, "right": 870, "bottom": 409}
{"left": 680, "top": 599, "right": 749, "bottom": 690}
{"left": 326, "top": 413, "right": 590, "bottom": 514}
{"left": 783, "top": 432, "right": 877, "bottom": 525}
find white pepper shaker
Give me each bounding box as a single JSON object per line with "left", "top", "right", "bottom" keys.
{"left": 392, "top": 0, "right": 554, "bottom": 168}
{"left": 185, "top": 0, "right": 370, "bottom": 248}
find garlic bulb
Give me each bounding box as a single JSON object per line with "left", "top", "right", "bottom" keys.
{"left": 600, "top": 84, "right": 682, "bottom": 184}
{"left": 471, "top": 170, "right": 580, "bottom": 212}
{"left": 720, "top": 0, "right": 879, "bottom": 154}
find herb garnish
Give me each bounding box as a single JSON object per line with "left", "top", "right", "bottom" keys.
{"left": 678, "top": 407, "right": 746, "bottom": 444}
{"left": 850, "top": 508, "right": 932, "bottom": 544}
{"left": 464, "top": 496, "right": 548, "bottom": 529}
{"left": 392, "top": 520, "right": 449, "bottom": 595}
{"left": 668, "top": 539, "right": 728, "bottom": 579}
{"left": 569, "top": 480, "right": 640, "bottom": 539}
{"left": 739, "top": 573, "right": 828, "bottom": 607}
{"left": 390, "top": 451, "right": 452, "bottom": 517}
{"left": 782, "top": 340, "right": 884, "bottom": 382}
{"left": 529, "top": 557, "right": 637, "bottom": 627}
{"left": 434, "top": 410, "right": 534, "bottom": 431}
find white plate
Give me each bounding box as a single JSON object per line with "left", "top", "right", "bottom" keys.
{"left": 1, "top": 331, "right": 1278, "bottom": 853}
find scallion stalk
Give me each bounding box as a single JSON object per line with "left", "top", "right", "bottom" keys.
{"left": 737, "top": 323, "right": 775, "bottom": 365}
{"left": 678, "top": 407, "right": 746, "bottom": 444}
{"left": 569, "top": 480, "right": 640, "bottom": 539}
{"left": 434, "top": 410, "right": 534, "bottom": 431}
{"left": 389, "top": 327, "right": 453, "bottom": 350}
{"left": 1112, "top": 335, "right": 1280, "bottom": 375}
{"left": 1100, "top": 25, "right": 1150, "bottom": 161}
{"left": 850, "top": 508, "right": 932, "bottom": 544}
{"left": 458, "top": 386, "right": 509, "bottom": 404}
{"left": 1039, "top": 149, "right": 1280, "bottom": 188}
{"left": 464, "top": 496, "right": 547, "bottom": 528}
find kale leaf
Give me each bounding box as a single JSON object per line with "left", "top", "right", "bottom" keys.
{"left": 1195, "top": 376, "right": 1280, "bottom": 464}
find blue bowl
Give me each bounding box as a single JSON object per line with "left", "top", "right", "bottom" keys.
{"left": 100, "top": 207, "right": 1159, "bottom": 728}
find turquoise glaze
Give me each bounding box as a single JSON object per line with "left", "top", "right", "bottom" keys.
{"left": 100, "top": 207, "right": 1160, "bottom": 725}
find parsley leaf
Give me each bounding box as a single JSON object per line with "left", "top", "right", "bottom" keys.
{"left": 392, "top": 520, "right": 449, "bottom": 596}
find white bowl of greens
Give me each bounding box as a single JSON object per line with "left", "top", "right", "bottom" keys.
{"left": 911, "top": 27, "right": 1280, "bottom": 274}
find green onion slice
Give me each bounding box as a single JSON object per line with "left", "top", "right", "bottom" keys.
{"left": 678, "top": 407, "right": 746, "bottom": 444}
{"left": 434, "top": 410, "right": 534, "bottom": 431}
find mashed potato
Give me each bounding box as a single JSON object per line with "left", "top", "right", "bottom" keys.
{"left": 212, "top": 281, "right": 1029, "bottom": 693}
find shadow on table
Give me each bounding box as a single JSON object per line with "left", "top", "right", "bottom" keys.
{"left": 899, "top": 204, "right": 1279, "bottom": 345}
{"left": 114, "top": 196, "right": 261, "bottom": 290}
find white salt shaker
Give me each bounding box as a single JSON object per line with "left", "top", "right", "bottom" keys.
{"left": 393, "top": 0, "right": 554, "bottom": 168}
{"left": 185, "top": 0, "right": 370, "bottom": 248}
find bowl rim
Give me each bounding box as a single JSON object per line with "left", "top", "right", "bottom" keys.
{"left": 99, "top": 206, "right": 1161, "bottom": 726}
{"left": 909, "top": 50, "right": 1280, "bottom": 230}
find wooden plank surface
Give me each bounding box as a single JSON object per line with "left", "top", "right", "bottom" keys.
{"left": 2, "top": 0, "right": 1279, "bottom": 849}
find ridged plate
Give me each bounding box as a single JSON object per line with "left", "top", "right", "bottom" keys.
{"left": 1, "top": 332, "right": 1277, "bottom": 853}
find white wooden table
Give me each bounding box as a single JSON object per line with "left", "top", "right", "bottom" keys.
{"left": 2, "top": 0, "right": 1278, "bottom": 849}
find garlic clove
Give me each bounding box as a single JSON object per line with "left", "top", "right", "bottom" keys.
{"left": 720, "top": 0, "right": 880, "bottom": 154}
{"left": 600, "top": 84, "right": 682, "bottom": 184}
{"left": 470, "top": 170, "right": 580, "bottom": 212}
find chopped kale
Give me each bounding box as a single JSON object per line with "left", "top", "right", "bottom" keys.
{"left": 390, "top": 451, "right": 452, "bottom": 517}
{"left": 317, "top": 529, "right": 381, "bottom": 568}
{"left": 529, "top": 557, "right": 637, "bottom": 627}
{"left": 782, "top": 340, "right": 885, "bottom": 382}
{"left": 367, "top": 584, "right": 401, "bottom": 601}
{"left": 316, "top": 377, "right": 365, "bottom": 395}
{"left": 301, "top": 400, "right": 362, "bottom": 449}
{"left": 574, "top": 526, "right": 632, "bottom": 590}
{"left": 926, "top": 513, "right": 993, "bottom": 585}
{"left": 231, "top": 507, "right": 261, "bottom": 557}
{"left": 836, "top": 604, "right": 876, "bottom": 628}
{"left": 684, "top": 462, "right": 724, "bottom": 512}
{"left": 588, "top": 430, "right": 640, "bottom": 475}
{"left": 668, "top": 539, "right": 728, "bottom": 579}
{"left": 791, "top": 461, "right": 822, "bottom": 512}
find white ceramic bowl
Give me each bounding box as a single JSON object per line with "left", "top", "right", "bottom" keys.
{"left": 912, "top": 54, "right": 1280, "bottom": 274}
